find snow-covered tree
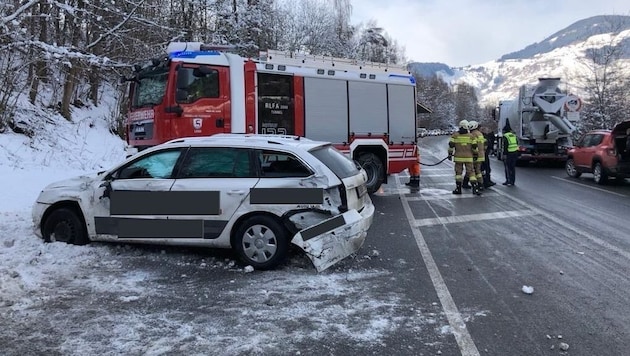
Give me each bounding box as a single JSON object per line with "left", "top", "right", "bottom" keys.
{"left": 577, "top": 16, "right": 630, "bottom": 132}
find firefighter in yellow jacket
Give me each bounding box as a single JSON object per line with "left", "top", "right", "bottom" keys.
{"left": 468, "top": 120, "right": 485, "bottom": 191}
{"left": 448, "top": 120, "right": 480, "bottom": 195}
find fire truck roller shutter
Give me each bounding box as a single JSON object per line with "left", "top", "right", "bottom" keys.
{"left": 388, "top": 84, "right": 416, "bottom": 143}
{"left": 304, "top": 77, "right": 349, "bottom": 143}
{"left": 348, "top": 81, "right": 388, "bottom": 135}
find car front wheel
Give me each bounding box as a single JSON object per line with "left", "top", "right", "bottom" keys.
{"left": 565, "top": 158, "right": 581, "bottom": 178}
{"left": 42, "top": 208, "right": 88, "bottom": 245}
{"left": 593, "top": 162, "right": 608, "bottom": 185}
{"left": 233, "top": 215, "right": 289, "bottom": 270}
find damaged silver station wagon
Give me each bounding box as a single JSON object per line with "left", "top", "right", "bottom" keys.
{"left": 32, "top": 134, "right": 375, "bottom": 271}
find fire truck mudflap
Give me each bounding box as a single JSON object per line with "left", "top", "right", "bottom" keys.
{"left": 291, "top": 204, "right": 375, "bottom": 272}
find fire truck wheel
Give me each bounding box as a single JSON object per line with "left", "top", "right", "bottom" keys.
{"left": 233, "top": 215, "right": 289, "bottom": 270}
{"left": 357, "top": 153, "right": 385, "bottom": 194}
{"left": 42, "top": 208, "right": 89, "bottom": 245}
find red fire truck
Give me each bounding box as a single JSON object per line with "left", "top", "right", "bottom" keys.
{"left": 124, "top": 42, "right": 420, "bottom": 193}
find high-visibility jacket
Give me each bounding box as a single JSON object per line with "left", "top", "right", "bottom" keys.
{"left": 471, "top": 129, "right": 485, "bottom": 162}
{"left": 449, "top": 131, "right": 478, "bottom": 163}
{"left": 504, "top": 132, "right": 518, "bottom": 153}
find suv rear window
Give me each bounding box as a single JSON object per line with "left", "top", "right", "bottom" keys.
{"left": 309, "top": 145, "right": 359, "bottom": 179}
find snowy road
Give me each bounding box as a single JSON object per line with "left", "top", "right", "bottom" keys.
{"left": 2, "top": 135, "right": 630, "bottom": 355}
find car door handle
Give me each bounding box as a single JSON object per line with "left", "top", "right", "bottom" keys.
{"left": 227, "top": 190, "right": 247, "bottom": 195}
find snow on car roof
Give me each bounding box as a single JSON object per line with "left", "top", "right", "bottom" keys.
{"left": 164, "top": 134, "right": 329, "bottom": 151}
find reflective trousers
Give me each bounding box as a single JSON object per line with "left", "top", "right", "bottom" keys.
{"left": 455, "top": 162, "right": 476, "bottom": 183}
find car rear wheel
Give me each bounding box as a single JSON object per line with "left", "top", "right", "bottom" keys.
{"left": 357, "top": 153, "right": 384, "bottom": 194}
{"left": 42, "top": 208, "right": 88, "bottom": 245}
{"left": 233, "top": 215, "right": 288, "bottom": 270}
{"left": 565, "top": 158, "right": 581, "bottom": 178}
{"left": 593, "top": 162, "right": 608, "bottom": 185}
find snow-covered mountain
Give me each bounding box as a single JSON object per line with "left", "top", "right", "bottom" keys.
{"left": 409, "top": 15, "right": 630, "bottom": 106}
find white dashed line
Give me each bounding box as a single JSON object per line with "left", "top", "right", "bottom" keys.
{"left": 406, "top": 192, "right": 501, "bottom": 201}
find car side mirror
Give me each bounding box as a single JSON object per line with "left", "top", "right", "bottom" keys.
{"left": 99, "top": 180, "right": 112, "bottom": 199}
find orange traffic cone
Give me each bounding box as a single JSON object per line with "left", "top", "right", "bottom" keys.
{"left": 406, "top": 161, "right": 421, "bottom": 188}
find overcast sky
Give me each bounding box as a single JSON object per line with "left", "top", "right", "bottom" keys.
{"left": 351, "top": 0, "right": 630, "bottom": 67}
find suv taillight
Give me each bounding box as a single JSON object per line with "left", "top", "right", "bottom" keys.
{"left": 606, "top": 148, "right": 616, "bottom": 156}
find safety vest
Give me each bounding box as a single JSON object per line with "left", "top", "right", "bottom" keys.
{"left": 504, "top": 132, "right": 518, "bottom": 152}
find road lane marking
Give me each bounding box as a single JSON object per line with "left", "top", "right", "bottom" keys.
{"left": 395, "top": 175, "right": 481, "bottom": 356}
{"left": 492, "top": 186, "right": 630, "bottom": 261}
{"left": 421, "top": 168, "right": 454, "bottom": 172}
{"left": 415, "top": 210, "right": 538, "bottom": 227}
{"left": 550, "top": 176, "right": 628, "bottom": 197}
{"left": 419, "top": 174, "right": 454, "bottom": 177}
{"left": 407, "top": 192, "right": 501, "bottom": 201}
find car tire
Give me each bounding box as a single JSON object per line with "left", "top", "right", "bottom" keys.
{"left": 42, "top": 208, "right": 88, "bottom": 245}
{"left": 233, "top": 215, "right": 289, "bottom": 270}
{"left": 565, "top": 158, "right": 581, "bottom": 178}
{"left": 357, "top": 153, "right": 385, "bottom": 194}
{"left": 593, "top": 162, "right": 608, "bottom": 185}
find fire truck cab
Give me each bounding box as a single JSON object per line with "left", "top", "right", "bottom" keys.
{"left": 124, "top": 42, "right": 419, "bottom": 193}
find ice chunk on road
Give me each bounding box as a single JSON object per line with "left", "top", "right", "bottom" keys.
{"left": 521, "top": 285, "right": 534, "bottom": 294}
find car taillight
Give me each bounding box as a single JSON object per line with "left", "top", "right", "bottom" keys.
{"left": 607, "top": 148, "right": 616, "bottom": 156}
{"left": 518, "top": 146, "right": 527, "bottom": 152}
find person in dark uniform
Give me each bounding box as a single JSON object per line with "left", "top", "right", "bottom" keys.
{"left": 502, "top": 124, "right": 519, "bottom": 186}
{"left": 482, "top": 127, "right": 496, "bottom": 187}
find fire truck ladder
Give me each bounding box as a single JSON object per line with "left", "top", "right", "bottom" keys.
{"left": 259, "top": 49, "right": 411, "bottom": 75}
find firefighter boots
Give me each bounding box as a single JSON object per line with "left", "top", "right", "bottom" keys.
{"left": 462, "top": 176, "right": 471, "bottom": 189}
{"left": 452, "top": 182, "right": 462, "bottom": 195}
{"left": 472, "top": 182, "right": 482, "bottom": 196}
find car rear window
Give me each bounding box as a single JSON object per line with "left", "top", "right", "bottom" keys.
{"left": 309, "top": 145, "right": 359, "bottom": 179}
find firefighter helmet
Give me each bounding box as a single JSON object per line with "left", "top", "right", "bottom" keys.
{"left": 459, "top": 120, "right": 469, "bottom": 129}
{"left": 468, "top": 120, "right": 478, "bottom": 130}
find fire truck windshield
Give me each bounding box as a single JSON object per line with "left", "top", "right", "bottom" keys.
{"left": 132, "top": 69, "right": 169, "bottom": 108}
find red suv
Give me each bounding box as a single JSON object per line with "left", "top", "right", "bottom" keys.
{"left": 565, "top": 121, "right": 630, "bottom": 184}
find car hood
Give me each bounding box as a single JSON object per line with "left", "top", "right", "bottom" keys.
{"left": 43, "top": 172, "right": 103, "bottom": 190}
{"left": 612, "top": 120, "right": 630, "bottom": 136}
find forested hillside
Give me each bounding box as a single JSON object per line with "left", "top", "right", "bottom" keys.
{"left": 0, "top": 0, "right": 405, "bottom": 136}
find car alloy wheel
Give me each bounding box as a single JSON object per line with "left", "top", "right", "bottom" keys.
{"left": 593, "top": 162, "right": 608, "bottom": 185}
{"left": 565, "top": 158, "right": 581, "bottom": 178}
{"left": 233, "top": 215, "right": 288, "bottom": 270}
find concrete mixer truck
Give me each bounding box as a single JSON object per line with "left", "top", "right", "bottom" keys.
{"left": 495, "top": 78, "right": 582, "bottom": 164}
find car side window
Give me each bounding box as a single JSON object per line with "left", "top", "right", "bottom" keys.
{"left": 590, "top": 134, "right": 604, "bottom": 146}
{"left": 258, "top": 150, "right": 313, "bottom": 178}
{"left": 117, "top": 149, "right": 183, "bottom": 179}
{"left": 578, "top": 134, "right": 592, "bottom": 147}
{"left": 178, "top": 147, "right": 253, "bottom": 178}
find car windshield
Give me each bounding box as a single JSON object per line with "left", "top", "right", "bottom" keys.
{"left": 309, "top": 145, "right": 359, "bottom": 179}
{"left": 132, "top": 68, "right": 169, "bottom": 108}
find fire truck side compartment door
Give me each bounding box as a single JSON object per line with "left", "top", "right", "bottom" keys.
{"left": 304, "top": 77, "right": 348, "bottom": 143}
{"left": 388, "top": 84, "right": 416, "bottom": 143}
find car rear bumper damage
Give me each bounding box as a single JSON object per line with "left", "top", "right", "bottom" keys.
{"left": 291, "top": 200, "right": 375, "bottom": 272}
